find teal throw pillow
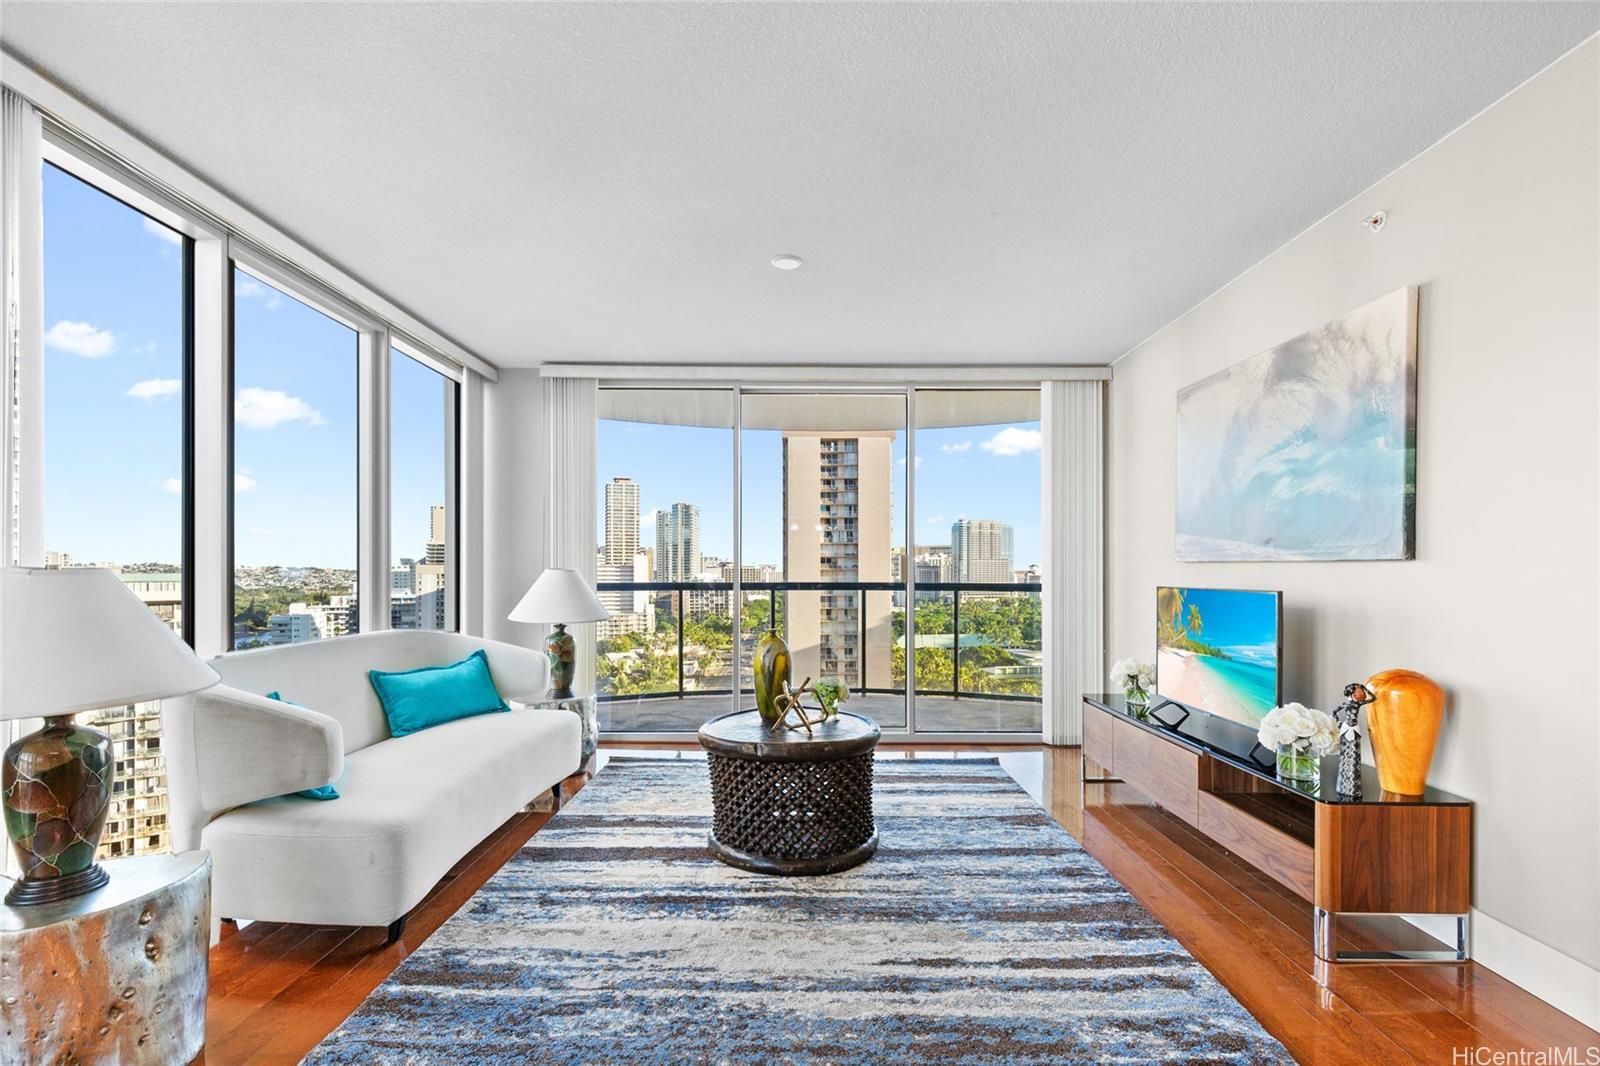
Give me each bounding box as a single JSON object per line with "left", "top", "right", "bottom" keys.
{"left": 368, "top": 649, "right": 509, "bottom": 738}
{"left": 264, "top": 691, "right": 341, "bottom": 800}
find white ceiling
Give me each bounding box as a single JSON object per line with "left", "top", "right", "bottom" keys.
{"left": 4, "top": 3, "right": 1595, "bottom": 369}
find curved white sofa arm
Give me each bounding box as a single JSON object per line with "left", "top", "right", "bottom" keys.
{"left": 474, "top": 637, "right": 551, "bottom": 704}
{"left": 164, "top": 687, "right": 343, "bottom": 851}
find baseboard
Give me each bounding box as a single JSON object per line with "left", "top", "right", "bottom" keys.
{"left": 1406, "top": 911, "right": 1599, "bottom": 1030}
{"left": 1465, "top": 910, "right": 1600, "bottom": 1031}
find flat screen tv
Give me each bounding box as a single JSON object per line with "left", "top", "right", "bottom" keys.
{"left": 1155, "top": 586, "right": 1282, "bottom": 728}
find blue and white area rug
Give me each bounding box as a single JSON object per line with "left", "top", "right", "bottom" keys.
{"left": 305, "top": 757, "right": 1291, "bottom": 1065}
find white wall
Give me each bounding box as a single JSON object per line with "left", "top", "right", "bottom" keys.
{"left": 483, "top": 368, "right": 546, "bottom": 648}
{"left": 1108, "top": 40, "right": 1599, "bottom": 1023}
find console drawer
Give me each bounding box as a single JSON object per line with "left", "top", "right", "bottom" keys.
{"left": 1112, "top": 719, "right": 1199, "bottom": 825}
{"left": 1082, "top": 702, "right": 1115, "bottom": 772}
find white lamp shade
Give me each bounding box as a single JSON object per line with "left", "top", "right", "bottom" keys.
{"left": 0, "top": 567, "right": 220, "bottom": 720}
{"left": 508, "top": 568, "right": 610, "bottom": 625}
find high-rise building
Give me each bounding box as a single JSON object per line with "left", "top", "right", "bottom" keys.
{"left": 951, "top": 519, "right": 1014, "bottom": 584}
{"left": 783, "top": 432, "right": 894, "bottom": 689}
{"left": 425, "top": 505, "right": 447, "bottom": 566}
{"left": 91, "top": 569, "right": 183, "bottom": 860}
{"left": 654, "top": 502, "right": 700, "bottom": 582}
{"left": 270, "top": 603, "right": 323, "bottom": 644}
{"left": 604, "top": 477, "right": 640, "bottom": 565}
{"left": 596, "top": 548, "right": 654, "bottom": 639}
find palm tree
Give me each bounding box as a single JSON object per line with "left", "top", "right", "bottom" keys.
{"left": 1186, "top": 603, "right": 1203, "bottom": 641}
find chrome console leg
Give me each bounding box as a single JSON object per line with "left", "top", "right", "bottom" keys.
{"left": 1314, "top": 906, "right": 1469, "bottom": 963}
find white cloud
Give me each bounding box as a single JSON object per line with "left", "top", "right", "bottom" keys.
{"left": 235, "top": 472, "right": 257, "bottom": 492}
{"left": 127, "top": 377, "right": 180, "bottom": 401}
{"left": 161, "top": 477, "right": 182, "bottom": 495}
{"left": 142, "top": 219, "right": 182, "bottom": 246}
{"left": 940, "top": 440, "right": 973, "bottom": 454}
{"left": 921, "top": 514, "right": 947, "bottom": 526}
{"left": 45, "top": 320, "right": 117, "bottom": 358}
{"left": 235, "top": 386, "right": 325, "bottom": 429}
{"left": 980, "top": 427, "right": 1042, "bottom": 457}
{"left": 235, "top": 277, "right": 283, "bottom": 311}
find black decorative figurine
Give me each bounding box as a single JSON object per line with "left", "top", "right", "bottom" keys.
{"left": 1333, "top": 682, "right": 1374, "bottom": 799}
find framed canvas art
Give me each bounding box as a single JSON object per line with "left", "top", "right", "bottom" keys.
{"left": 1176, "top": 287, "right": 1417, "bottom": 561}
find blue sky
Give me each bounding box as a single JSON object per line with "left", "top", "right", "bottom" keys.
{"left": 43, "top": 163, "right": 449, "bottom": 570}
{"left": 598, "top": 416, "right": 1042, "bottom": 570}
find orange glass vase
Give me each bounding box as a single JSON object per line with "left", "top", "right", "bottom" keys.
{"left": 1365, "top": 668, "right": 1444, "bottom": 795}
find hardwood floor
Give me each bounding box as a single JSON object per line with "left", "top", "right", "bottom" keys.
{"left": 200, "top": 744, "right": 1598, "bottom": 1064}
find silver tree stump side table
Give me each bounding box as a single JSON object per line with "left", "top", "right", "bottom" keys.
{"left": 2, "top": 850, "right": 211, "bottom": 1065}
{"left": 516, "top": 692, "right": 598, "bottom": 770}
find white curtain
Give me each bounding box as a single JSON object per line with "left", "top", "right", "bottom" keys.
{"left": 1041, "top": 379, "right": 1105, "bottom": 744}
{"left": 541, "top": 375, "right": 598, "bottom": 692}
{"left": 2, "top": 87, "right": 42, "bottom": 569}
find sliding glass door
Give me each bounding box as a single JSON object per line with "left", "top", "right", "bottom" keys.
{"left": 595, "top": 384, "right": 1042, "bottom": 738}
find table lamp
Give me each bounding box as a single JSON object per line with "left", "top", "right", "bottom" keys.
{"left": 1, "top": 567, "right": 219, "bottom": 905}
{"left": 508, "top": 568, "right": 610, "bottom": 699}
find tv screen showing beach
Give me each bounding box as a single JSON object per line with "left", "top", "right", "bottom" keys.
{"left": 1156, "top": 587, "right": 1280, "bottom": 726}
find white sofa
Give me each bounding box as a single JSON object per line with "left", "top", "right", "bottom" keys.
{"left": 163, "top": 631, "right": 579, "bottom": 939}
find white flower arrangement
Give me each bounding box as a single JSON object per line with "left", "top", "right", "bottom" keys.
{"left": 1257, "top": 703, "right": 1338, "bottom": 758}
{"left": 1110, "top": 658, "right": 1156, "bottom": 692}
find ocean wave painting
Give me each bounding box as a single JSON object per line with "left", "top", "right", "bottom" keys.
{"left": 1176, "top": 287, "right": 1417, "bottom": 561}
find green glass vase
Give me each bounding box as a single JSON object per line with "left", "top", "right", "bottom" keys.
{"left": 754, "top": 630, "right": 791, "bottom": 723}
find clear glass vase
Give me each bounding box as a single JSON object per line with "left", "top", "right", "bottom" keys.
{"left": 1124, "top": 684, "right": 1150, "bottom": 707}
{"left": 1276, "top": 743, "right": 1320, "bottom": 783}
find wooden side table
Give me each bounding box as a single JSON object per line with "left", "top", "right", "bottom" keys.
{"left": 697, "top": 710, "right": 881, "bottom": 875}
{"left": 1, "top": 850, "right": 210, "bottom": 1065}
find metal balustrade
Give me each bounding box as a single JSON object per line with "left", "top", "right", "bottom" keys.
{"left": 594, "top": 580, "right": 1043, "bottom": 717}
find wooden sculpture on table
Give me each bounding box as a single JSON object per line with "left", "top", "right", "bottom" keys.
{"left": 1332, "top": 682, "right": 1374, "bottom": 799}
{"left": 1365, "top": 668, "right": 1444, "bottom": 795}
{"left": 774, "top": 677, "right": 825, "bottom": 734}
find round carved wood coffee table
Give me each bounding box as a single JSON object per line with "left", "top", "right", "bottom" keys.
{"left": 697, "top": 710, "right": 881, "bottom": 875}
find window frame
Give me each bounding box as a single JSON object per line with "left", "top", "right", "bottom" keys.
{"left": 594, "top": 381, "right": 1047, "bottom": 743}
{"left": 35, "top": 125, "right": 472, "bottom": 655}
{"left": 389, "top": 341, "right": 462, "bottom": 633}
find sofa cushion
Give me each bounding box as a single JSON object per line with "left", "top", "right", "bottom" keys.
{"left": 201, "top": 705, "right": 580, "bottom": 927}
{"left": 368, "top": 649, "right": 509, "bottom": 738}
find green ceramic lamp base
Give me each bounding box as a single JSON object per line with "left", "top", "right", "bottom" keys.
{"left": 4, "top": 715, "right": 114, "bottom": 906}
{"left": 546, "top": 623, "right": 577, "bottom": 700}
{"left": 5, "top": 861, "right": 109, "bottom": 905}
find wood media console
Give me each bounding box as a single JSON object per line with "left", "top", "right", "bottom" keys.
{"left": 1082, "top": 694, "right": 1472, "bottom": 963}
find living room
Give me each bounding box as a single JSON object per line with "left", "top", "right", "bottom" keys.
{"left": 1, "top": 4, "right": 1596, "bottom": 1064}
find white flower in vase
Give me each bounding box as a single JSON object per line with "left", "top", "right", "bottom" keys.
{"left": 1110, "top": 658, "right": 1156, "bottom": 705}
{"left": 1258, "top": 703, "right": 1338, "bottom": 783}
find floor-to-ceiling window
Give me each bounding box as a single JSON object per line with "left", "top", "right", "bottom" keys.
{"left": 41, "top": 161, "right": 189, "bottom": 857}
{"left": 594, "top": 388, "right": 735, "bottom": 731}
{"left": 741, "top": 392, "right": 908, "bottom": 729}
{"left": 911, "top": 390, "right": 1043, "bottom": 733}
{"left": 230, "top": 267, "right": 359, "bottom": 648}
{"left": 594, "top": 384, "right": 1041, "bottom": 737}
{"left": 390, "top": 346, "right": 458, "bottom": 631}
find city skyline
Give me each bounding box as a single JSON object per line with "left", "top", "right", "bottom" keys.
{"left": 597, "top": 418, "right": 1043, "bottom": 570}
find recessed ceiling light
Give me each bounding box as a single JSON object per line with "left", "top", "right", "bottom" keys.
{"left": 770, "top": 254, "right": 803, "bottom": 271}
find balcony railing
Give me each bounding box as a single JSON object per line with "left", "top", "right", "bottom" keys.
{"left": 594, "top": 579, "right": 1042, "bottom": 709}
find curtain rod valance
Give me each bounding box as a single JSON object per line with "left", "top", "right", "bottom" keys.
{"left": 539, "top": 364, "right": 1111, "bottom": 383}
